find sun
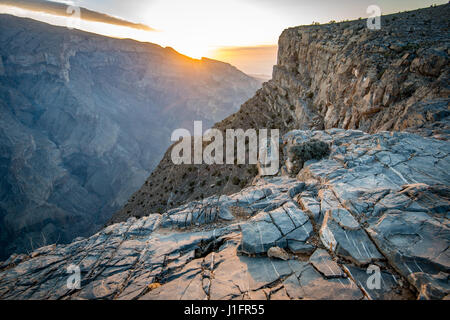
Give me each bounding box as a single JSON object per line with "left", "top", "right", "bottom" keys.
{"left": 172, "top": 42, "right": 213, "bottom": 60}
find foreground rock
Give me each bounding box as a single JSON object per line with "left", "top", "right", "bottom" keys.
{"left": 1, "top": 129, "right": 447, "bottom": 300}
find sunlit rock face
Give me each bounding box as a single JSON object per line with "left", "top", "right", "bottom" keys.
{"left": 0, "top": 14, "right": 261, "bottom": 259}
{"left": 0, "top": 4, "right": 449, "bottom": 300}
{"left": 113, "top": 4, "right": 449, "bottom": 225}
{"left": 272, "top": 4, "right": 450, "bottom": 135}
{"left": 0, "top": 129, "right": 448, "bottom": 300}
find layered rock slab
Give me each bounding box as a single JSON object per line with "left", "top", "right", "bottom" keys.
{"left": 287, "top": 129, "right": 450, "bottom": 299}
{"left": 0, "top": 129, "right": 448, "bottom": 300}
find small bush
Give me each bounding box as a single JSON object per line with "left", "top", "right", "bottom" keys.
{"left": 288, "top": 139, "right": 331, "bottom": 175}
{"left": 247, "top": 165, "right": 259, "bottom": 176}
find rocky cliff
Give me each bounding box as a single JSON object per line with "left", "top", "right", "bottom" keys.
{"left": 0, "top": 14, "right": 261, "bottom": 260}
{"left": 112, "top": 4, "right": 449, "bottom": 223}
{"left": 0, "top": 5, "right": 449, "bottom": 300}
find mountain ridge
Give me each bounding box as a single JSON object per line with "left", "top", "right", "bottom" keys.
{"left": 0, "top": 4, "right": 449, "bottom": 300}
{"left": 0, "top": 13, "right": 261, "bottom": 260}
{"left": 111, "top": 3, "right": 449, "bottom": 224}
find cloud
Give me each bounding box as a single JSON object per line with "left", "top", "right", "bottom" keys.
{"left": 0, "top": 0, "right": 156, "bottom": 31}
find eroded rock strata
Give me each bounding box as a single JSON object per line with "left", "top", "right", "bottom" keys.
{"left": 113, "top": 4, "right": 449, "bottom": 223}
{"left": 1, "top": 129, "right": 448, "bottom": 300}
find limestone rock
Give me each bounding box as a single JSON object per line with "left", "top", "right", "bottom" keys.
{"left": 1, "top": 129, "right": 447, "bottom": 300}
{"left": 319, "top": 208, "right": 384, "bottom": 266}
{"left": 267, "top": 247, "right": 290, "bottom": 261}
{"left": 343, "top": 265, "right": 407, "bottom": 300}
{"left": 1, "top": 5, "right": 449, "bottom": 301}
{"left": 309, "top": 249, "right": 346, "bottom": 279}
{"left": 114, "top": 4, "right": 450, "bottom": 226}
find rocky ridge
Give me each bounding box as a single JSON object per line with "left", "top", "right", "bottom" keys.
{"left": 112, "top": 4, "right": 450, "bottom": 223}
{"left": 0, "top": 129, "right": 448, "bottom": 300}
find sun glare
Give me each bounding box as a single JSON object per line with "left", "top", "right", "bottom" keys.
{"left": 171, "top": 42, "right": 213, "bottom": 60}
{"left": 0, "top": 0, "right": 285, "bottom": 67}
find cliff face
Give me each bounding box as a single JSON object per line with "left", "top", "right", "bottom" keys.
{"left": 0, "top": 14, "right": 261, "bottom": 259}
{"left": 0, "top": 5, "right": 449, "bottom": 301}
{"left": 112, "top": 4, "right": 449, "bottom": 224}
{"left": 272, "top": 6, "right": 449, "bottom": 134}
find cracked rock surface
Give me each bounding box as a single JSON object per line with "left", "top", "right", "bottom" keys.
{"left": 0, "top": 129, "right": 448, "bottom": 300}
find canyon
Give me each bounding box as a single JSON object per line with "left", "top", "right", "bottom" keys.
{"left": 113, "top": 4, "right": 449, "bottom": 223}
{"left": 0, "top": 14, "right": 260, "bottom": 260}
{"left": 0, "top": 4, "right": 449, "bottom": 300}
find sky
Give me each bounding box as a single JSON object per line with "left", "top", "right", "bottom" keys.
{"left": 0, "top": 0, "right": 447, "bottom": 76}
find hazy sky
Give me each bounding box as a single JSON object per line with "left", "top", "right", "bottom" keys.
{"left": 1, "top": 0, "right": 447, "bottom": 75}
{"left": 60, "top": 0, "right": 447, "bottom": 45}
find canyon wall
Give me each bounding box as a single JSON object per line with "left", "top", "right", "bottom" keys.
{"left": 271, "top": 6, "right": 449, "bottom": 135}
{"left": 0, "top": 14, "right": 260, "bottom": 259}
{"left": 1, "top": 4, "right": 449, "bottom": 301}
{"left": 113, "top": 4, "right": 449, "bottom": 224}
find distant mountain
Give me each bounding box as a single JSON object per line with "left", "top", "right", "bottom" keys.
{"left": 0, "top": 4, "right": 449, "bottom": 301}
{"left": 0, "top": 14, "right": 261, "bottom": 259}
